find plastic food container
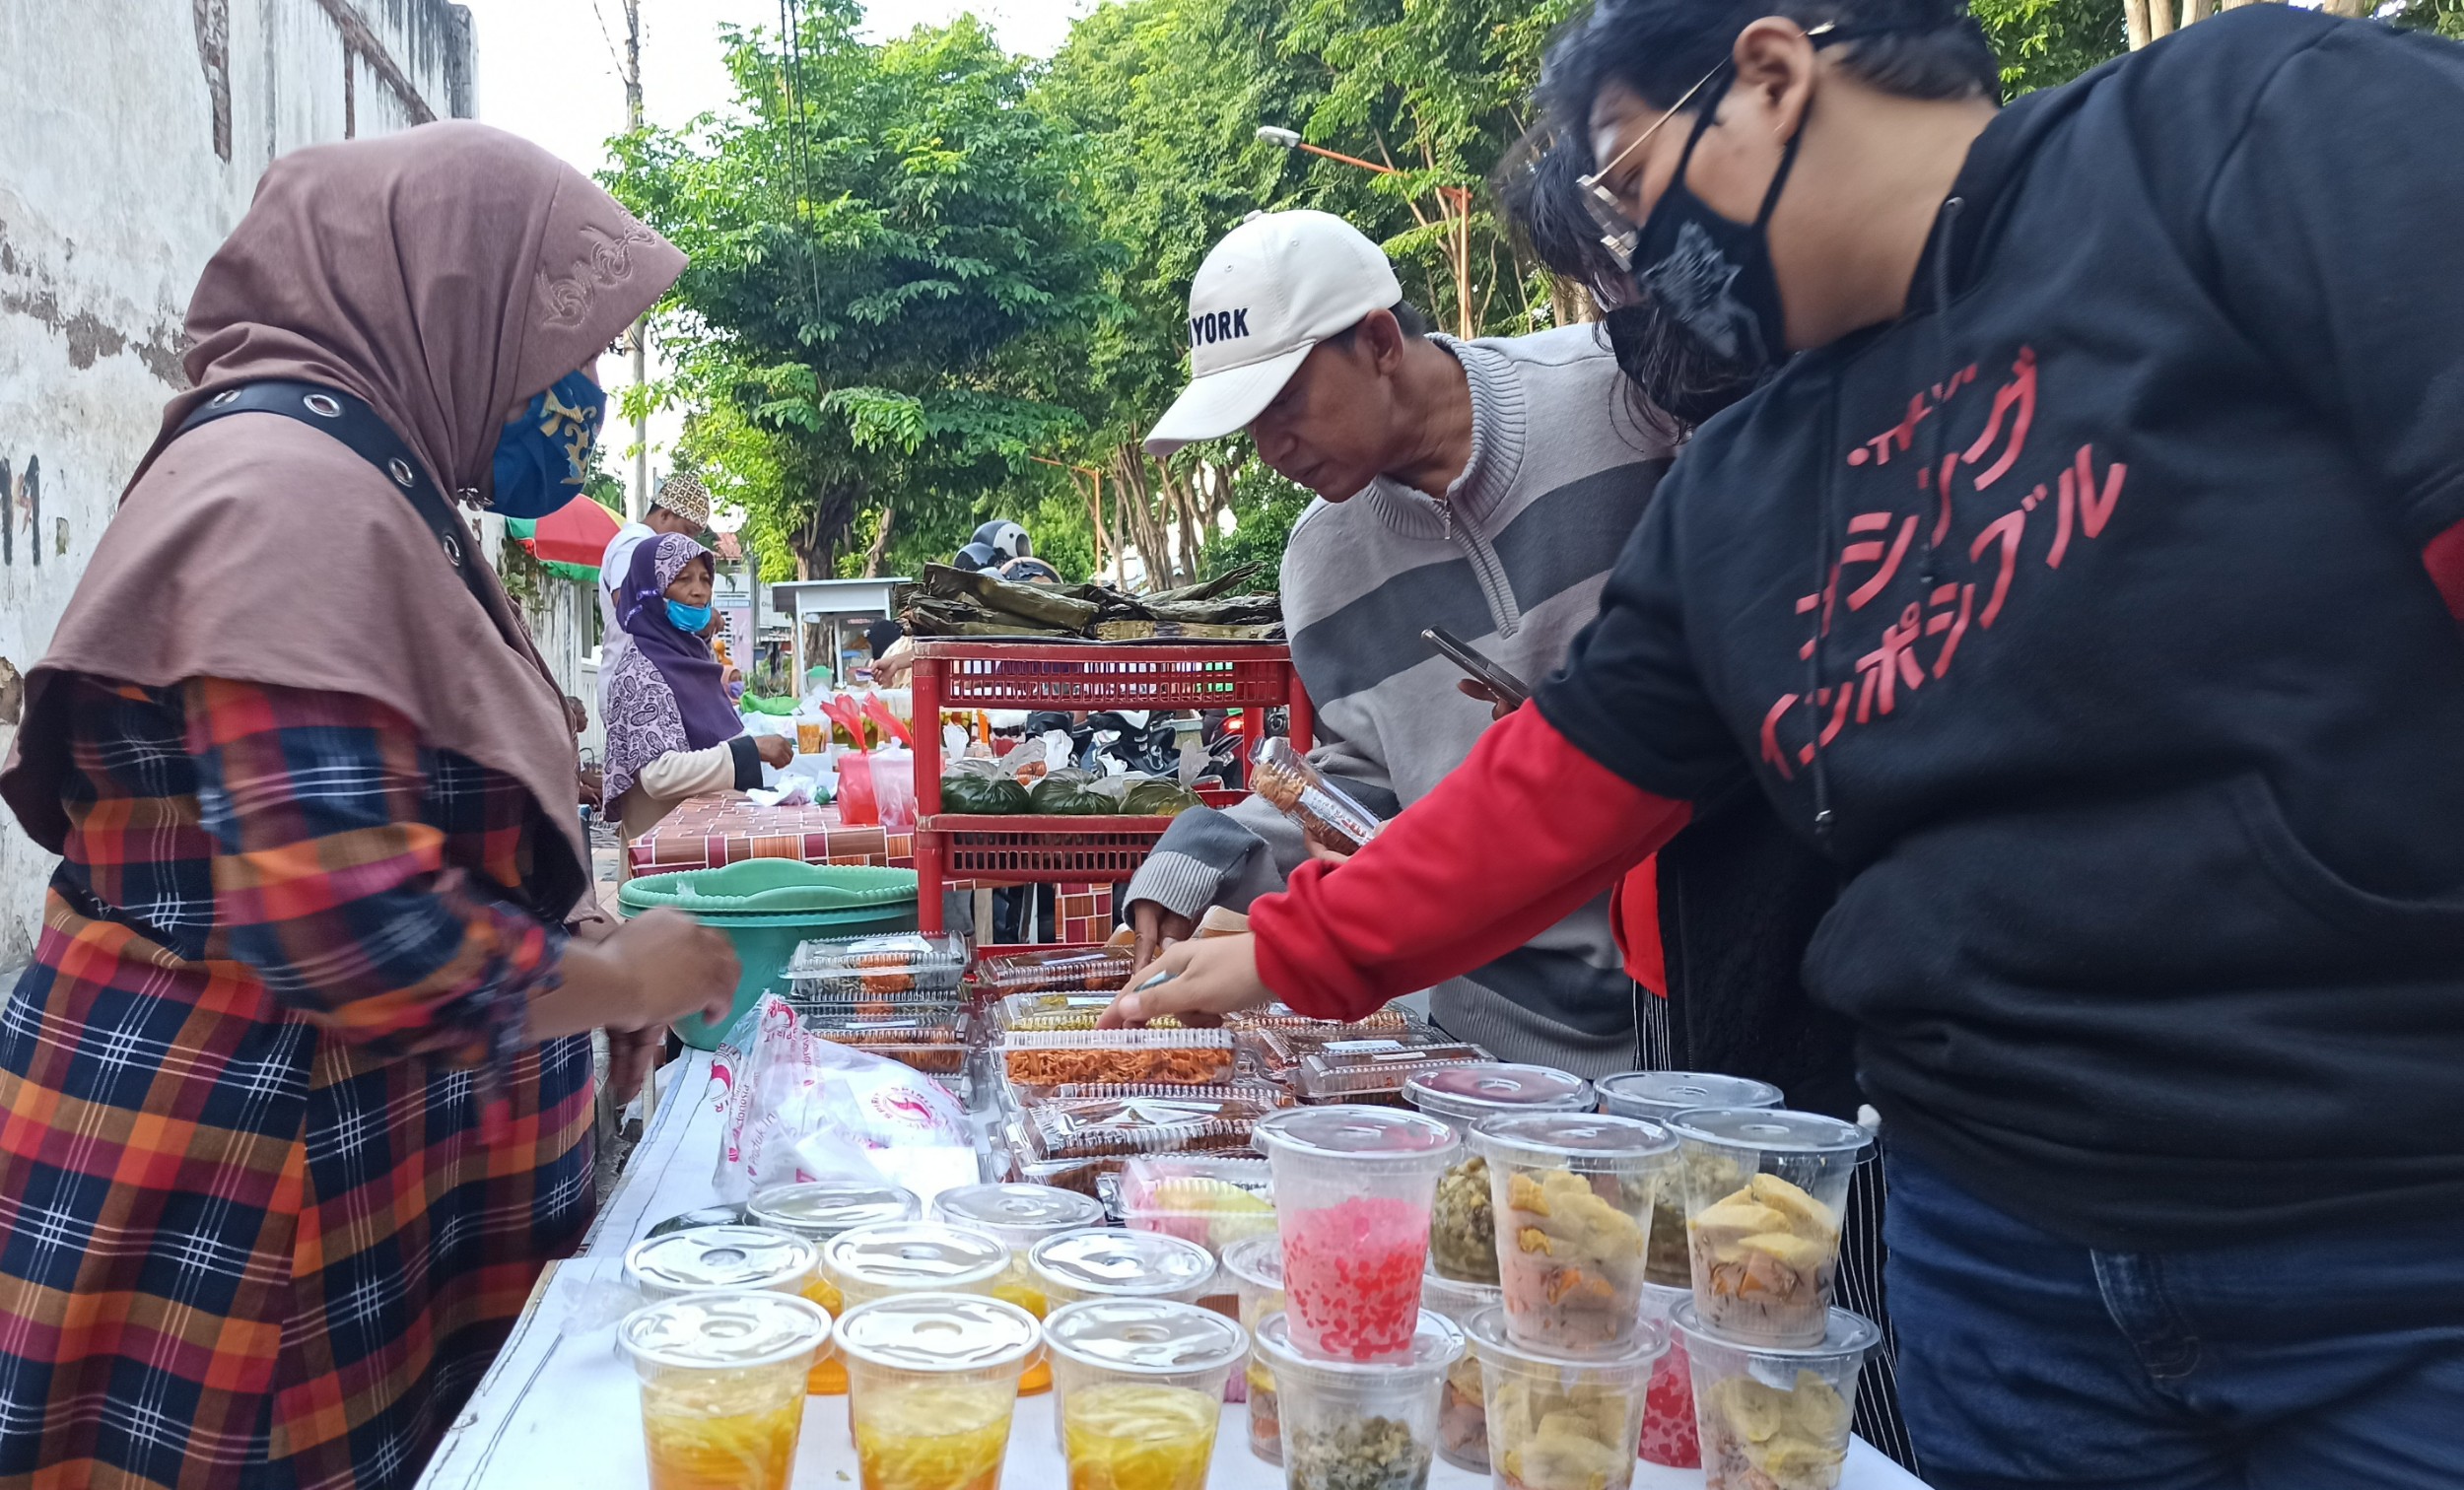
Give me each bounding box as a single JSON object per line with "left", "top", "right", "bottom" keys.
{"left": 1672, "top": 1302, "right": 1880, "bottom": 1490}
{"left": 620, "top": 1290, "right": 832, "bottom": 1490}
{"left": 991, "top": 990, "right": 1182, "bottom": 1035}
{"left": 1028, "top": 1227, "right": 1218, "bottom": 1309}
{"left": 1403, "top": 1064, "right": 1595, "bottom": 1287}
{"left": 1045, "top": 1299, "right": 1248, "bottom": 1490}
{"left": 1249, "top": 736, "right": 1381, "bottom": 853}
{"left": 784, "top": 931, "right": 967, "bottom": 1008}
{"left": 1002, "top": 1030, "right": 1239, "bottom": 1098}
{"left": 932, "top": 1184, "right": 1106, "bottom": 1395}
{"left": 1595, "top": 1074, "right": 1785, "bottom": 1287}
{"left": 1467, "top": 1113, "right": 1674, "bottom": 1352}
{"left": 1118, "top": 1153, "right": 1277, "bottom": 1257}
{"left": 747, "top": 1182, "right": 924, "bottom": 1393}
{"left": 1239, "top": 1014, "right": 1433, "bottom": 1077}
{"left": 1291, "top": 1042, "right": 1491, "bottom": 1107}
{"left": 1468, "top": 1303, "right": 1664, "bottom": 1490}
{"left": 624, "top": 1225, "right": 819, "bottom": 1302}
{"left": 1220, "top": 1235, "right": 1284, "bottom": 1437}
{"left": 1636, "top": 1283, "right": 1699, "bottom": 1468}
{"left": 804, "top": 1012, "right": 970, "bottom": 1073}
{"left": 1669, "top": 1109, "right": 1870, "bottom": 1348}
{"left": 1253, "top": 1106, "right": 1459, "bottom": 1363}
{"left": 823, "top": 1221, "right": 1013, "bottom": 1314}
{"left": 971, "top": 945, "right": 1139, "bottom": 996}
{"left": 836, "top": 1292, "right": 1044, "bottom": 1490}
{"left": 1254, "top": 1308, "right": 1465, "bottom": 1490}
{"left": 1023, "top": 1091, "right": 1279, "bottom": 1162}
{"left": 1418, "top": 1269, "right": 1502, "bottom": 1474}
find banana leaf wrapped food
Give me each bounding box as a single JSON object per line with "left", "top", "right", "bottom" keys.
{"left": 900, "top": 562, "right": 1284, "bottom": 641}
{"left": 940, "top": 760, "right": 1032, "bottom": 815}
{"left": 1030, "top": 770, "right": 1113, "bottom": 815}
{"left": 1121, "top": 778, "right": 1202, "bottom": 816}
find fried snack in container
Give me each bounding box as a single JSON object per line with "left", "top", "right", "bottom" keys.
{"left": 1468, "top": 1303, "right": 1664, "bottom": 1490}
{"left": 1248, "top": 737, "right": 1382, "bottom": 853}
{"left": 1469, "top": 1114, "right": 1675, "bottom": 1352}
{"left": 1595, "top": 1072, "right": 1784, "bottom": 1287}
{"left": 1670, "top": 1110, "right": 1869, "bottom": 1348}
{"left": 1672, "top": 1301, "right": 1880, "bottom": 1490}
{"left": 1002, "top": 1029, "right": 1239, "bottom": 1099}
{"left": 1402, "top": 1064, "right": 1595, "bottom": 1287}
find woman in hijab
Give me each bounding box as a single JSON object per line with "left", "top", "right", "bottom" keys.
{"left": 602, "top": 532, "right": 789, "bottom": 842}
{"left": 0, "top": 124, "right": 738, "bottom": 1489}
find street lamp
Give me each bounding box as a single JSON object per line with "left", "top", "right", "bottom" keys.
{"left": 1255, "top": 123, "right": 1475, "bottom": 337}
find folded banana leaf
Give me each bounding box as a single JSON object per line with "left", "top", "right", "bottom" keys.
{"left": 1137, "top": 593, "right": 1283, "bottom": 625}
{"left": 1030, "top": 771, "right": 1113, "bottom": 815}
{"left": 921, "top": 564, "right": 1100, "bottom": 630}
{"left": 941, "top": 773, "right": 1032, "bottom": 814}
{"left": 1092, "top": 620, "right": 1285, "bottom": 642}
{"left": 1142, "top": 565, "right": 1264, "bottom": 607}
{"left": 1121, "top": 779, "right": 1202, "bottom": 816}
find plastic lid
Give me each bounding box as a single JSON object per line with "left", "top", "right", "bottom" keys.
{"left": 1667, "top": 1108, "right": 1872, "bottom": 1156}
{"left": 1418, "top": 1266, "right": 1501, "bottom": 1321}
{"left": 834, "top": 1292, "right": 1043, "bottom": 1373}
{"left": 1467, "top": 1112, "right": 1676, "bottom": 1172}
{"left": 1670, "top": 1299, "right": 1882, "bottom": 1361}
{"left": 1253, "top": 1308, "right": 1465, "bottom": 1386}
{"left": 1403, "top": 1062, "right": 1594, "bottom": 1124}
{"left": 1252, "top": 1106, "right": 1460, "bottom": 1169}
{"left": 1028, "top": 1228, "right": 1217, "bottom": 1300}
{"left": 934, "top": 1184, "right": 1106, "bottom": 1245}
{"left": 1597, "top": 1071, "right": 1784, "bottom": 1119}
{"left": 624, "top": 1226, "right": 818, "bottom": 1298}
{"left": 1218, "top": 1233, "right": 1284, "bottom": 1292}
{"left": 1467, "top": 1302, "right": 1664, "bottom": 1373}
{"left": 1043, "top": 1298, "right": 1249, "bottom": 1376}
{"left": 823, "top": 1222, "right": 1012, "bottom": 1293}
{"left": 749, "top": 1181, "right": 922, "bottom": 1241}
{"left": 785, "top": 931, "right": 967, "bottom": 977}
{"left": 620, "top": 1290, "right": 833, "bottom": 1371}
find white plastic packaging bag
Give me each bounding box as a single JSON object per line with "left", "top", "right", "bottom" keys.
{"left": 709, "top": 995, "right": 973, "bottom": 1204}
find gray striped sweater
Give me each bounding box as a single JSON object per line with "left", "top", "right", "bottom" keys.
{"left": 1125, "top": 325, "right": 1675, "bottom": 1077}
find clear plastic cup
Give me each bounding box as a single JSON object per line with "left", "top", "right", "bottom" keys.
{"left": 1635, "top": 1283, "right": 1699, "bottom": 1469}
{"left": 1594, "top": 1075, "right": 1783, "bottom": 1287}
{"left": 1468, "top": 1303, "right": 1665, "bottom": 1490}
{"left": 933, "top": 1184, "right": 1106, "bottom": 1395}
{"left": 1253, "top": 1308, "right": 1465, "bottom": 1490}
{"left": 823, "top": 1222, "right": 1013, "bottom": 1311}
{"left": 1253, "top": 1106, "right": 1459, "bottom": 1362}
{"left": 748, "top": 1184, "right": 925, "bottom": 1394}
{"left": 620, "top": 1289, "right": 833, "bottom": 1490}
{"left": 1668, "top": 1109, "right": 1870, "bottom": 1348}
{"left": 1219, "top": 1234, "right": 1285, "bottom": 1457}
{"left": 1418, "top": 1268, "right": 1502, "bottom": 1474}
{"left": 1028, "top": 1227, "right": 1218, "bottom": 1310}
{"left": 1046, "top": 1298, "right": 1248, "bottom": 1490}
{"left": 624, "top": 1226, "right": 820, "bottom": 1301}
{"left": 1672, "top": 1301, "right": 1880, "bottom": 1490}
{"left": 1403, "top": 1063, "right": 1594, "bottom": 1288}
{"left": 1467, "top": 1113, "right": 1675, "bottom": 1353}
{"left": 837, "top": 1291, "right": 1044, "bottom": 1490}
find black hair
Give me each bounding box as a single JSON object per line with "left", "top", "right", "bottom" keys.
{"left": 1496, "top": 131, "right": 1631, "bottom": 293}
{"left": 1328, "top": 300, "right": 1435, "bottom": 350}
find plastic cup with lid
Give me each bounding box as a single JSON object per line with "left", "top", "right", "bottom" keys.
{"left": 1252, "top": 1105, "right": 1459, "bottom": 1363}
{"left": 1045, "top": 1298, "right": 1247, "bottom": 1490}
{"left": 1594, "top": 1075, "right": 1782, "bottom": 1287}
{"left": 1419, "top": 1267, "right": 1502, "bottom": 1474}
{"left": 932, "top": 1183, "right": 1105, "bottom": 1394}
{"left": 1466, "top": 1302, "right": 1665, "bottom": 1490}
{"left": 815, "top": 1220, "right": 1008, "bottom": 1397}
{"left": 836, "top": 1291, "right": 1044, "bottom": 1490}
{"left": 1219, "top": 1234, "right": 1284, "bottom": 1454}
{"left": 620, "top": 1289, "right": 832, "bottom": 1490}
{"left": 1467, "top": 1112, "right": 1675, "bottom": 1352}
{"left": 1672, "top": 1301, "right": 1879, "bottom": 1490}
{"left": 1403, "top": 1062, "right": 1594, "bottom": 1288}
{"left": 624, "top": 1225, "right": 819, "bottom": 1302}
{"left": 1669, "top": 1109, "right": 1871, "bottom": 1348}
{"left": 1636, "top": 1280, "right": 1702, "bottom": 1468}
{"left": 747, "top": 1180, "right": 922, "bottom": 1389}
{"left": 1026, "top": 1226, "right": 1218, "bottom": 1310}
{"left": 1253, "top": 1308, "right": 1465, "bottom": 1490}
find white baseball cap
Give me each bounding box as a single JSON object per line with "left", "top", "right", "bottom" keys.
{"left": 1144, "top": 211, "right": 1403, "bottom": 457}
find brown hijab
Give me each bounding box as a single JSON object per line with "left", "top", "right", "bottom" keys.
{"left": 1, "top": 121, "right": 685, "bottom": 917}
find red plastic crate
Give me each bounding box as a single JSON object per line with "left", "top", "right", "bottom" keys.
{"left": 925, "top": 815, "right": 1173, "bottom": 881}
{"left": 913, "top": 642, "right": 1294, "bottom": 711}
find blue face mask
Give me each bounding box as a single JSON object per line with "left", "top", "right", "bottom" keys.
{"left": 665, "top": 599, "right": 713, "bottom": 634}
{"left": 489, "top": 370, "right": 605, "bottom": 519}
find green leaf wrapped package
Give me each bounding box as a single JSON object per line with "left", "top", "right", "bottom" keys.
{"left": 941, "top": 773, "right": 1031, "bottom": 815}
{"left": 1121, "top": 779, "right": 1201, "bottom": 817}
{"left": 1030, "top": 771, "right": 1112, "bottom": 815}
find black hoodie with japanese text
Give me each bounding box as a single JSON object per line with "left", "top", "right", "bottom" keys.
{"left": 1537, "top": 7, "right": 2464, "bottom": 1249}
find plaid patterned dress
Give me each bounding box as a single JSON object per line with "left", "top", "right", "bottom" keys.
{"left": 0, "top": 677, "right": 594, "bottom": 1490}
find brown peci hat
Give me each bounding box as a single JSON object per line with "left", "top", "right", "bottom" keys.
{"left": 651, "top": 471, "right": 710, "bottom": 527}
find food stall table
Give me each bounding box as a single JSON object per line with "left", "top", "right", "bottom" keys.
{"left": 416, "top": 1052, "right": 1934, "bottom": 1490}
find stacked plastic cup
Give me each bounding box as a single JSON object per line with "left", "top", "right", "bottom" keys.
{"left": 1027, "top": 1227, "right": 1219, "bottom": 1309}
{"left": 1402, "top": 1062, "right": 1595, "bottom": 1287}
{"left": 747, "top": 1182, "right": 923, "bottom": 1393}
{"left": 1467, "top": 1113, "right": 1675, "bottom": 1352}
{"left": 1594, "top": 1073, "right": 1784, "bottom": 1290}
{"left": 624, "top": 1226, "right": 820, "bottom": 1303}
{"left": 932, "top": 1183, "right": 1105, "bottom": 1394}
{"left": 835, "top": 1292, "right": 1043, "bottom": 1490}
{"left": 1673, "top": 1301, "right": 1880, "bottom": 1490}
{"left": 1469, "top": 1303, "right": 1666, "bottom": 1490}
{"left": 1418, "top": 1267, "right": 1502, "bottom": 1474}
{"left": 1253, "top": 1308, "right": 1465, "bottom": 1490}
{"left": 1045, "top": 1298, "right": 1248, "bottom": 1490}
{"left": 1636, "top": 1281, "right": 1702, "bottom": 1468}
{"left": 1252, "top": 1106, "right": 1459, "bottom": 1363}
{"left": 1219, "top": 1234, "right": 1285, "bottom": 1456}
{"left": 620, "top": 1290, "right": 832, "bottom": 1490}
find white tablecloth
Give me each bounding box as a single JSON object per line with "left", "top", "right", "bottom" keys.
{"left": 415, "top": 1051, "right": 1930, "bottom": 1490}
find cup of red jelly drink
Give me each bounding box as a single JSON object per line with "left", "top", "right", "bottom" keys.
{"left": 1253, "top": 1106, "right": 1459, "bottom": 1364}
{"left": 1636, "top": 1282, "right": 1699, "bottom": 1468}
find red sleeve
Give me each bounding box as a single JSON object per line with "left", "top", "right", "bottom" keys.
{"left": 1249, "top": 704, "right": 1692, "bottom": 1020}
{"left": 2426, "top": 519, "right": 2464, "bottom": 622}
{"left": 1613, "top": 855, "right": 1666, "bottom": 998}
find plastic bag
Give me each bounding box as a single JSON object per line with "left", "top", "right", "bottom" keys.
{"left": 1030, "top": 769, "right": 1111, "bottom": 815}
{"left": 942, "top": 758, "right": 1032, "bottom": 814}
{"left": 710, "top": 995, "right": 973, "bottom": 1204}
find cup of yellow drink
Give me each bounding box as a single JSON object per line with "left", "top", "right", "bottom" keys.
{"left": 836, "top": 1292, "right": 1043, "bottom": 1490}
{"left": 1219, "top": 1235, "right": 1285, "bottom": 1463}
{"left": 620, "top": 1289, "right": 832, "bottom": 1490}
{"left": 933, "top": 1184, "right": 1105, "bottom": 1395}
{"left": 1045, "top": 1298, "right": 1246, "bottom": 1490}
{"left": 1027, "top": 1228, "right": 1218, "bottom": 1311}
{"left": 625, "top": 1226, "right": 820, "bottom": 1303}
{"left": 750, "top": 1182, "right": 923, "bottom": 1393}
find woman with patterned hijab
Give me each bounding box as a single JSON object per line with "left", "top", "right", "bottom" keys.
{"left": 0, "top": 124, "right": 737, "bottom": 1488}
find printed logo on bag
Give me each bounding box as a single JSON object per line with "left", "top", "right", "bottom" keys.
{"left": 1190, "top": 308, "right": 1252, "bottom": 347}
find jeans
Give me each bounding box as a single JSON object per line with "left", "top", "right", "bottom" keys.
{"left": 1885, "top": 1145, "right": 2464, "bottom": 1489}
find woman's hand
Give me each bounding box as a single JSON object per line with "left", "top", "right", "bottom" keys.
{"left": 1128, "top": 900, "right": 1197, "bottom": 978}
{"left": 1100, "top": 933, "right": 1275, "bottom": 1027}
{"left": 755, "top": 735, "right": 793, "bottom": 770}
{"left": 605, "top": 1026, "right": 667, "bottom": 1107}
{"left": 599, "top": 909, "right": 739, "bottom": 1028}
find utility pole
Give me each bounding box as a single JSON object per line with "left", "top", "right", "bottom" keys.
{"left": 623, "top": 0, "right": 650, "bottom": 521}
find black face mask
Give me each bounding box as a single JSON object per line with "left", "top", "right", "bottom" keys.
{"left": 1603, "top": 299, "right": 1771, "bottom": 429}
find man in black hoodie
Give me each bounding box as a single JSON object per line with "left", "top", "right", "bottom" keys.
{"left": 1119, "top": 3, "right": 2464, "bottom": 1484}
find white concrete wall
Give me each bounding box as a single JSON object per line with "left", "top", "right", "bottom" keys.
{"left": 0, "top": 0, "right": 515, "bottom": 971}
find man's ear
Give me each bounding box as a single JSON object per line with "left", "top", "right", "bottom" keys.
{"left": 1362, "top": 307, "right": 1409, "bottom": 373}
{"left": 1731, "top": 16, "right": 1821, "bottom": 140}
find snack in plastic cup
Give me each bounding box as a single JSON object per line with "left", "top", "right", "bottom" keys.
{"left": 1467, "top": 1113, "right": 1674, "bottom": 1352}
{"left": 620, "top": 1289, "right": 832, "bottom": 1490}
{"left": 1468, "top": 1302, "right": 1665, "bottom": 1490}
{"left": 1046, "top": 1298, "right": 1247, "bottom": 1490}
{"left": 748, "top": 1183, "right": 924, "bottom": 1393}
{"left": 1219, "top": 1234, "right": 1285, "bottom": 1454}
{"left": 1594, "top": 1074, "right": 1784, "bottom": 1287}
{"left": 1253, "top": 1308, "right": 1465, "bottom": 1490}
{"left": 1668, "top": 1109, "right": 1870, "bottom": 1348}
{"left": 625, "top": 1226, "right": 820, "bottom": 1302}
{"left": 837, "top": 1291, "right": 1044, "bottom": 1490}
{"left": 1418, "top": 1268, "right": 1502, "bottom": 1474}
{"left": 1403, "top": 1064, "right": 1594, "bottom": 1287}
{"left": 1028, "top": 1227, "right": 1219, "bottom": 1311}
{"left": 1252, "top": 1106, "right": 1459, "bottom": 1362}
{"left": 1672, "top": 1301, "right": 1879, "bottom": 1490}
{"left": 1635, "top": 1283, "right": 1699, "bottom": 1468}
{"left": 1249, "top": 736, "right": 1381, "bottom": 853}
{"left": 934, "top": 1184, "right": 1105, "bottom": 1395}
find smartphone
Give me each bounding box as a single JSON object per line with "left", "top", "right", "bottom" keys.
{"left": 1422, "top": 626, "right": 1531, "bottom": 710}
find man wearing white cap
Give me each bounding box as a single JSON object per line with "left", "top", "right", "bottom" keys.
{"left": 1128, "top": 209, "right": 1679, "bottom": 1076}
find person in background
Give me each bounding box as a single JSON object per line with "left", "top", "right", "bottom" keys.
{"left": 602, "top": 533, "right": 790, "bottom": 846}
{"left": 1124, "top": 209, "right": 1677, "bottom": 1078}
{"left": 864, "top": 617, "right": 910, "bottom": 687}
{"left": 597, "top": 471, "right": 709, "bottom": 722}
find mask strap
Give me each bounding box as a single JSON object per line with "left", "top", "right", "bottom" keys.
{"left": 1751, "top": 115, "right": 1808, "bottom": 235}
